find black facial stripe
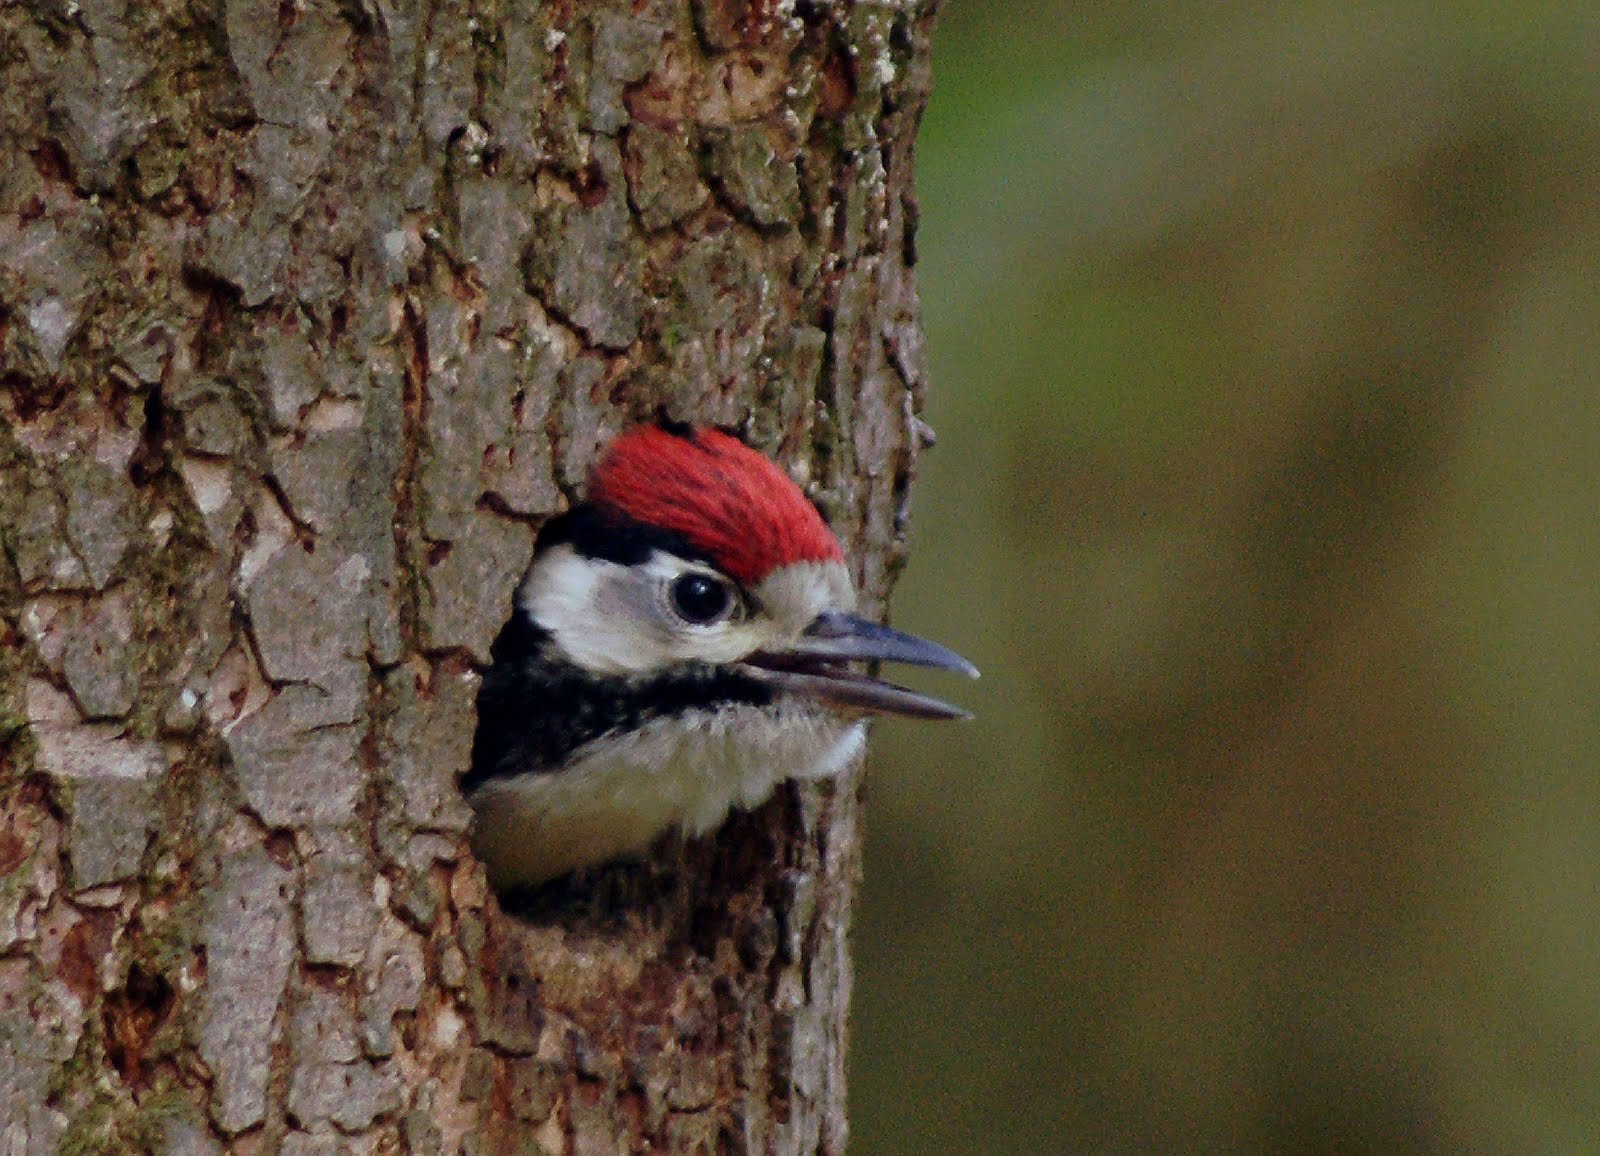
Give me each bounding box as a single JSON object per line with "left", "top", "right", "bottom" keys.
{"left": 538, "top": 504, "right": 720, "bottom": 573}
{"left": 464, "top": 611, "right": 775, "bottom": 792}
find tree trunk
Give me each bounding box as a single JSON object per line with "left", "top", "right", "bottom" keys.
{"left": 0, "top": 0, "right": 938, "bottom": 1150}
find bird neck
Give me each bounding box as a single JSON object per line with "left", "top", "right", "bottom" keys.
{"left": 464, "top": 609, "right": 774, "bottom": 793}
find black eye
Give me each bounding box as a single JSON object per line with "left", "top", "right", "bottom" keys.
{"left": 671, "top": 573, "right": 731, "bottom": 624}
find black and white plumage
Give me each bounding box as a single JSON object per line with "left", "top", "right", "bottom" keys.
{"left": 465, "top": 425, "right": 976, "bottom": 890}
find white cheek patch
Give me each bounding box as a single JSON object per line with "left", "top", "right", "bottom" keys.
{"left": 520, "top": 544, "right": 777, "bottom": 675}
{"left": 519, "top": 544, "right": 638, "bottom": 674}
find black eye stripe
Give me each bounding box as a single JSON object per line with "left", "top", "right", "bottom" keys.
{"left": 671, "top": 572, "right": 731, "bottom": 624}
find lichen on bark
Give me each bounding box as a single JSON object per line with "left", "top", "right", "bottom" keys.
{"left": 0, "top": 0, "right": 939, "bottom": 1149}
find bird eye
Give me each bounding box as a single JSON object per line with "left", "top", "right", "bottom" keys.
{"left": 670, "top": 573, "right": 732, "bottom": 625}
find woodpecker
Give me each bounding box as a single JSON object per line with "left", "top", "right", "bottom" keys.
{"left": 464, "top": 423, "right": 976, "bottom": 891}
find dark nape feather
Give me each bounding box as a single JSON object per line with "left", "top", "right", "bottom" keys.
{"left": 537, "top": 504, "right": 719, "bottom": 573}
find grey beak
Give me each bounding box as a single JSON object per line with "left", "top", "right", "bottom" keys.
{"left": 741, "top": 611, "right": 979, "bottom": 721}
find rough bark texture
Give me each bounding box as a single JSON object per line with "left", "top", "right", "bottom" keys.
{"left": 0, "top": 0, "right": 937, "bottom": 1151}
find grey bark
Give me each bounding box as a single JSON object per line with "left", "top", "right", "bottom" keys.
{"left": 0, "top": 0, "right": 938, "bottom": 1151}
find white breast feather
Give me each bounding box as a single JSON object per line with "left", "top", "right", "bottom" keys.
{"left": 468, "top": 706, "right": 866, "bottom": 890}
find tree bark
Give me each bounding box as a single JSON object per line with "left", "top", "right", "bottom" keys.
{"left": 0, "top": 0, "right": 938, "bottom": 1151}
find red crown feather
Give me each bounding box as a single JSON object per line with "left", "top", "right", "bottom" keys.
{"left": 588, "top": 426, "right": 843, "bottom": 586}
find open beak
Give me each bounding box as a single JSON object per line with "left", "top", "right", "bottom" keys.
{"left": 740, "top": 610, "right": 979, "bottom": 721}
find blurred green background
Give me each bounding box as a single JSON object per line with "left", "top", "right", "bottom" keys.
{"left": 853, "top": 3, "right": 1600, "bottom": 1152}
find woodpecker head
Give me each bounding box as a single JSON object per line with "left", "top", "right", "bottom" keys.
{"left": 466, "top": 423, "right": 976, "bottom": 891}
